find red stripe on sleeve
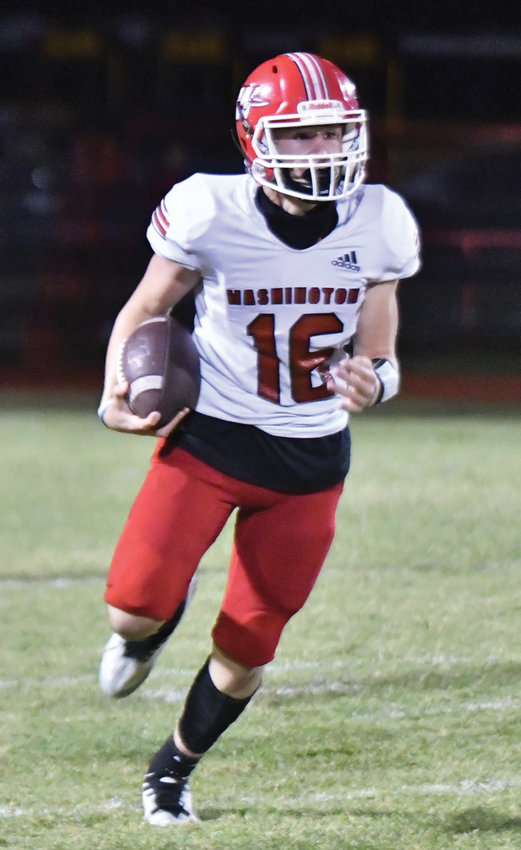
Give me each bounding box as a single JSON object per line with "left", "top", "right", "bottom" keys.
{"left": 152, "top": 201, "right": 169, "bottom": 236}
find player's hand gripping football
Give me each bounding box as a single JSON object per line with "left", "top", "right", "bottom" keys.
{"left": 325, "top": 355, "right": 381, "bottom": 413}
{"left": 100, "top": 382, "right": 190, "bottom": 437}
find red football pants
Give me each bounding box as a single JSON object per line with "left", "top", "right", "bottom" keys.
{"left": 105, "top": 447, "right": 344, "bottom": 667}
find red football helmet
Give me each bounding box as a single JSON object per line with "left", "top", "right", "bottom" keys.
{"left": 235, "top": 52, "right": 369, "bottom": 202}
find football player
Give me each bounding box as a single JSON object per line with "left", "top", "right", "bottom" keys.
{"left": 97, "top": 52, "right": 420, "bottom": 825}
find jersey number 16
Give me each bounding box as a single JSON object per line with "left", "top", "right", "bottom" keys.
{"left": 247, "top": 312, "right": 344, "bottom": 404}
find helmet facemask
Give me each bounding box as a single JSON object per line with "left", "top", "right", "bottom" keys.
{"left": 249, "top": 103, "right": 368, "bottom": 202}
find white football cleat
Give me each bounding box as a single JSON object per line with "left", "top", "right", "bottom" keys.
{"left": 99, "top": 632, "right": 160, "bottom": 698}
{"left": 99, "top": 576, "right": 197, "bottom": 698}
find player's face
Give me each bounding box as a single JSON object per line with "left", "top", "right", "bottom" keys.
{"left": 270, "top": 123, "right": 344, "bottom": 199}
{"left": 271, "top": 124, "right": 343, "bottom": 176}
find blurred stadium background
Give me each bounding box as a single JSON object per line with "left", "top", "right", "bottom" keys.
{"left": 1, "top": 0, "right": 520, "bottom": 401}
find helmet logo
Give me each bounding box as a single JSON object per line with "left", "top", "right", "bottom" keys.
{"left": 297, "top": 99, "right": 343, "bottom": 117}
{"left": 236, "top": 84, "right": 270, "bottom": 121}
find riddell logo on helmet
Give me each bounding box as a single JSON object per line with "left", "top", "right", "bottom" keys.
{"left": 298, "top": 100, "right": 343, "bottom": 114}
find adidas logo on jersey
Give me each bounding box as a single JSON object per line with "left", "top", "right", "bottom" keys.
{"left": 331, "top": 251, "right": 360, "bottom": 272}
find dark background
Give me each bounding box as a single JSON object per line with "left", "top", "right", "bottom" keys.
{"left": 1, "top": 1, "right": 520, "bottom": 394}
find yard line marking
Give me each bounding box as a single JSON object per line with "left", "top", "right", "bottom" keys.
{"left": 144, "top": 683, "right": 521, "bottom": 720}
{"left": 0, "top": 798, "right": 135, "bottom": 820}
{"left": 0, "top": 651, "right": 497, "bottom": 695}
{"left": 0, "top": 805, "right": 24, "bottom": 818}
{"left": 267, "top": 658, "right": 354, "bottom": 672}
{"left": 0, "top": 670, "right": 194, "bottom": 690}
{"left": 160, "top": 652, "right": 480, "bottom": 678}
{"left": 4, "top": 665, "right": 518, "bottom": 724}
{"left": 2, "top": 777, "right": 521, "bottom": 821}
{"left": 0, "top": 674, "right": 94, "bottom": 689}
{"left": 143, "top": 688, "right": 187, "bottom": 704}
{"left": 402, "top": 653, "right": 474, "bottom": 665}
{"left": 0, "top": 574, "right": 104, "bottom": 588}
{"left": 411, "top": 778, "right": 521, "bottom": 795}
{"left": 288, "top": 777, "right": 521, "bottom": 805}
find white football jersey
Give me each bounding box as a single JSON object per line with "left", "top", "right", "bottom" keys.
{"left": 147, "top": 173, "right": 420, "bottom": 438}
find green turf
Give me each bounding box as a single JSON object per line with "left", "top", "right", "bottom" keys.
{"left": 1, "top": 393, "right": 521, "bottom": 849}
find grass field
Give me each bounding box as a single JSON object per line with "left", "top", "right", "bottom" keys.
{"left": 1, "top": 392, "right": 521, "bottom": 849}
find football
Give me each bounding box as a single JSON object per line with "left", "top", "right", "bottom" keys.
{"left": 118, "top": 315, "right": 200, "bottom": 426}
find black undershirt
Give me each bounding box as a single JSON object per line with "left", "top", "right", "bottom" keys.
{"left": 169, "top": 188, "right": 349, "bottom": 494}
{"left": 254, "top": 186, "right": 339, "bottom": 248}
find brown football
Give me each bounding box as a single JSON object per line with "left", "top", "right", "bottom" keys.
{"left": 118, "top": 315, "right": 200, "bottom": 426}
